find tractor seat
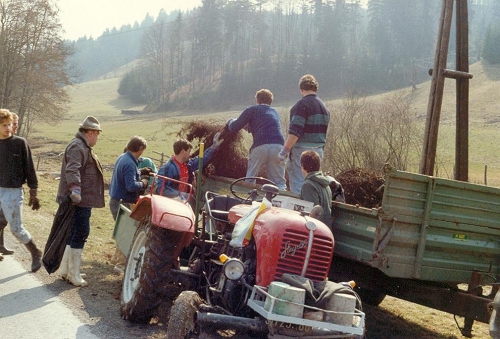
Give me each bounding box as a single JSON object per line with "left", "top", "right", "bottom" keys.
{"left": 206, "top": 193, "right": 245, "bottom": 223}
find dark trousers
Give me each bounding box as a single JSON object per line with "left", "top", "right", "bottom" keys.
{"left": 67, "top": 206, "right": 92, "bottom": 249}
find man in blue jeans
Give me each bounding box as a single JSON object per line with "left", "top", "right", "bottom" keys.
{"left": 0, "top": 109, "right": 41, "bottom": 269}
{"left": 279, "top": 75, "right": 330, "bottom": 194}
{"left": 226, "top": 89, "right": 286, "bottom": 190}
{"left": 0, "top": 112, "right": 19, "bottom": 257}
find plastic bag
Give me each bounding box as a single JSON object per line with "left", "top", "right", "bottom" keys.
{"left": 230, "top": 198, "right": 271, "bottom": 247}
{"left": 42, "top": 197, "right": 75, "bottom": 274}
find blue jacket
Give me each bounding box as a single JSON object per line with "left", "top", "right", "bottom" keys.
{"left": 109, "top": 151, "right": 144, "bottom": 203}
{"left": 228, "top": 104, "right": 284, "bottom": 150}
{"left": 155, "top": 145, "right": 217, "bottom": 197}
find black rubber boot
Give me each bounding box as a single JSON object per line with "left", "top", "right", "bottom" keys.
{"left": 24, "top": 239, "right": 42, "bottom": 272}
{"left": 0, "top": 228, "right": 14, "bottom": 255}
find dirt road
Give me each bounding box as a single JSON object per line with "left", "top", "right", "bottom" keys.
{"left": 0, "top": 233, "right": 168, "bottom": 339}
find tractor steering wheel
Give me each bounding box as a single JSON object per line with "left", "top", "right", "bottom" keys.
{"left": 230, "top": 177, "right": 278, "bottom": 202}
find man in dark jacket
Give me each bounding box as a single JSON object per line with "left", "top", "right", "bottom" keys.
{"left": 56, "top": 116, "right": 104, "bottom": 287}
{"left": 0, "top": 109, "right": 41, "bottom": 269}
{"left": 299, "top": 150, "right": 332, "bottom": 227}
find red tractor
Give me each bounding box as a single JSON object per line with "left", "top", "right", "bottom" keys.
{"left": 118, "top": 174, "right": 365, "bottom": 338}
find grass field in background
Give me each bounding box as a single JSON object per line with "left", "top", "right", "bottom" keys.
{"left": 29, "top": 61, "right": 500, "bottom": 188}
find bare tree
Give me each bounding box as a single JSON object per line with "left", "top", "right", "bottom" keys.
{"left": 0, "top": 0, "right": 71, "bottom": 136}
{"left": 141, "top": 19, "right": 168, "bottom": 106}
{"left": 324, "top": 89, "right": 420, "bottom": 174}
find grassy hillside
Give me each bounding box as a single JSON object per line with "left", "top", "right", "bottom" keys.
{"left": 406, "top": 61, "right": 500, "bottom": 185}
{"left": 29, "top": 61, "right": 500, "bottom": 186}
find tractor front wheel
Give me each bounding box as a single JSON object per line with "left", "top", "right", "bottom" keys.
{"left": 166, "top": 291, "right": 204, "bottom": 339}
{"left": 120, "top": 221, "right": 184, "bottom": 323}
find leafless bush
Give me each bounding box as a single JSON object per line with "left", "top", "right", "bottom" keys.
{"left": 324, "top": 90, "right": 421, "bottom": 175}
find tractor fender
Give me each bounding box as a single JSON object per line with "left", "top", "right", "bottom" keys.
{"left": 130, "top": 194, "right": 195, "bottom": 236}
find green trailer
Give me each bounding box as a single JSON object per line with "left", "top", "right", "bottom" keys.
{"left": 112, "top": 170, "right": 500, "bottom": 337}
{"left": 328, "top": 165, "right": 500, "bottom": 338}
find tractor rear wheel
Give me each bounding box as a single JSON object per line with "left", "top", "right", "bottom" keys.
{"left": 120, "top": 221, "right": 184, "bottom": 323}
{"left": 166, "top": 291, "right": 204, "bottom": 339}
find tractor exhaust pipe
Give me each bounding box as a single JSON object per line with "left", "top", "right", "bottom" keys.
{"left": 196, "top": 312, "right": 269, "bottom": 334}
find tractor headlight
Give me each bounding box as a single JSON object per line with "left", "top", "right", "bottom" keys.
{"left": 223, "top": 258, "right": 245, "bottom": 281}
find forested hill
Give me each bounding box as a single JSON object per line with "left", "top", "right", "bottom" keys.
{"left": 67, "top": 1, "right": 500, "bottom": 112}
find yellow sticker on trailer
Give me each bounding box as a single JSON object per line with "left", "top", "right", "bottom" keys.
{"left": 453, "top": 234, "right": 468, "bottom": 241}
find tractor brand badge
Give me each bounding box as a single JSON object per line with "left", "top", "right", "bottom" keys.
{"left": 280, "top": 239, "right": 308, "bottom": 258}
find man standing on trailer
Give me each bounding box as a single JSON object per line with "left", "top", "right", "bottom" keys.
{"left": 279, "top": 74, "right": 330, "bottom": 194}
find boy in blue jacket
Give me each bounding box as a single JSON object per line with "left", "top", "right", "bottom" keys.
{"left": 156, "top": 133, "right": 223, "bottom": 199}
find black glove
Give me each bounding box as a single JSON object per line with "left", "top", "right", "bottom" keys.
{"left": 140, "top": 167, "right": 153, "bottom": 176}
{"left": 28, "top": 189, "right": 41, "bottom": 211}
{"left": 141, "top": 179, "right": 149, "bottom": 189}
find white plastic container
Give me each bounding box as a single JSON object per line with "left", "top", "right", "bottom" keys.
{"left": 264, "top": 281, "right": 306, "bottom": 317}
{"left": 323, "top": 293, "right": 357, "bottom": 326}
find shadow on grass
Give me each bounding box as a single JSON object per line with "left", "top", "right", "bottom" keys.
{"left": 364, "top": 303, "right": 464, "bottom": 339}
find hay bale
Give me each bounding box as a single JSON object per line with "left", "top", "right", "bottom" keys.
{"left": 177, "top": 120, "right": 248, "bottom": 178}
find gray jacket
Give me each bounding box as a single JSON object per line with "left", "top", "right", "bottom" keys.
{"left": 300, "top": 171, "right": 332, "bottom": 227}
{"left": 56, "top": 132, "right": 105, "bottom": 208}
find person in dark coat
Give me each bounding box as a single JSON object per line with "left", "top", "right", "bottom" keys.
{"left": 56, "top": 116, "right": 104, "bottom": 287}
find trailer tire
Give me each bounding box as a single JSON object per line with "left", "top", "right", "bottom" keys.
{"left": 356, "top": 287, "right": 386, "bottom": 306}
{"left": 166, "top": 291, "right": 203, "bottom": 339}
{"left": 489, "top": 288, "right": 500, "bottom": 339}
{"left": 120, "top": 221, "right": 183, "bottom": 323}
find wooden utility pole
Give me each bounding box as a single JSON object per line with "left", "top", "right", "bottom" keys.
{"left": 455, "top": 0, "right": 470, "bottom": 182}
{"left": 419, "top": 0, "right": 472, "bottom": 180}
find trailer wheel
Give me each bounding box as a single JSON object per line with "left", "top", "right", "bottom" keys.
{"left": 166, "top": 291, "right": 204, "bottom": 339}
{"left": 489, "top": 288, "right": 500, "bottom": 339}
{"left": 120, "top": 222, "right": 184, "bottom": 323}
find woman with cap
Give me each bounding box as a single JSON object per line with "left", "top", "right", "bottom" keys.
{"left": 55, "top": 116, "right": 105, "bottom": 287}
